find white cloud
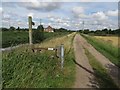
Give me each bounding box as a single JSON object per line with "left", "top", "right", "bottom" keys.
{"left": 72, "top": 6, "right": 88, "bottom": 19}
{"left": 29, "top": 0, "right": 40, "bottom": 7}
{"left": 92, "top": 11, "right": 108, "bottom": 21}
{"left": 49, "top": 17, "right": 65, "bottom": 23}
{"left": 63, "top": 22, "right": 69, "bottom": 26}
{"left": 0, "top": 7, "right": 3, "bottom": 18}
{"left": 3, "top": 14, "right": 10, "bottom": 19}
{"left": 0, "top": 7, "right": 3, "bottom": 13}
{"left": 21, "top": 1, "right": 61, "bottom": 12}
{"left": 78, "top": 14, "right": 90, "bottom": 18}
{"left": 106, "top": 10, "right": 118, "bottom": 16}
{"left": 72, "top": 6, "right": 84, "bottom": 14}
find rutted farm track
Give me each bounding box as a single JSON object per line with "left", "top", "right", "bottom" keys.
{"left": 73, "top": 34, "right": 95, "bottom": 88}
{"left": 73, "top": 34, "right": 120, "bottom": 88}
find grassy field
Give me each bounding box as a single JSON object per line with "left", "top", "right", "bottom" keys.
{"left": 84, "top": 48, "right": 118, "bottom": 88}
{"left": 2, "top": 32, "right": 76, "bottom": 88}
{"left": 2, "top": 31, "right": 70, "bottom": 48}
{"left": 2, "top": 31, "right": 29, "bottom": 48}
{"left": 81, "top": 34, "right": 120, "bottom": 68}
{"left": 94, "top": 36, "right": 118, "bottom": 47}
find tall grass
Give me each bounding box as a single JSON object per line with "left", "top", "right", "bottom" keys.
{"left": 84, "top": 48, "right": 119, "bottom": 89}
{"left": 2, "top": 33, "right": 76, "bottom": 88}
{"left": 81, "top": 34, "right": 120, "bottom": 68}
{"left": 94, "top": 36, "right": 118, "bottom": 47}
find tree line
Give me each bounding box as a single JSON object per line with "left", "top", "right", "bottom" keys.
{"left": 79, "top": 28, "right": 120, "bottom": 36}
{"left": 1, "top": 27, "right": 36, "bottom": 31}
{"left": 1, "top": 26, "right": 73, "bottom": 32}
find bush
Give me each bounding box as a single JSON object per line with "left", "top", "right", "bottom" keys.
{"left": 32, "top": 30, "right": 44, "bottom": 43}
{"left": 32, "top": 25, "right": 44, "bottom": 43}
{"left": 9, "top": 26, "right": 16, "bottom": 31}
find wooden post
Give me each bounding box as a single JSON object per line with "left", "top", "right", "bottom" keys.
{"left": 28, "top": 16, "right": 32, "bottom": 45}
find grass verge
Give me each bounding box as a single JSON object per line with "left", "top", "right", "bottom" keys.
{"left": 84, "top": 47, "right": 119, "bottom": 89}
{"left": 2, "top": 33, "right": 76, "bottom": 88}
{"left": 81, "top": 34, "right": 120, "bottom": 68}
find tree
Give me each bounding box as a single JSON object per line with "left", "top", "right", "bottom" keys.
{"left": 1, "top": 28, "right": 8, "bottom": 31}
{"left": 102, "top": 28, "right": 108, "bottom": 34}
{"left": 83, "top": 29, "right": 89, "bottom": 34}
{"left": 108, "top": 29, "right": 112, "bottom": 34}
{"left": 9, "top": 26, "right": 16, "bottom": 31}
{"left": 37, "top": 25, "right": 44, "bottom": 32}
{"left": 95, "top": 30, "right": 102, "bottom": 35}
{"left": 79, "top": 30, "right": 83, "bottom": 33}
{"left": 32, "top": 25, "right": 44, "bottom": 43}
{"left": 54, "top": 28, "right": 68, "bottom": 32}
{"left": 16, "top": 27, "right": 20, "bottom": 31}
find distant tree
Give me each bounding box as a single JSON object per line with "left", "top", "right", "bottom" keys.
{"left": 95, "top": 30, "right": 102, "bottom": 35}
{"left": 90, "top": 31, "right": 95, "bottom": 33}
{"left": 83, "top": 29, "right": 90, "bottom": 34}
{"left": 32, "top": 25, "right": 44, "bottom": 43}
{"left": 9, "top": 26, "right": 16, "bottom": 31}
{"left": 79, "top": 30, "right": 83, "bottom": 33}
{"left": 108, "top": 29, "right": 112, "bottom": 34}
{"left": 1, "top": 28, "right": 8, "bottom": 31}
{"left": 54, "top": 28, "right": 68, "bottom": 32}
{"left": 89, "top": 30, "right": 95, "bottom": 36}
{"left": 16, "top": 27, "right": 20, "bottom": 31}
{"left": 114, "top": 29, "right": 120, "bottom": 35}
{"left": 24, "top": 28, "right": 29, "bottom": 31}
{"left": 102, "top": 28, "right": 108, "bottom": 34}
{"left": 37, "top": 25, "right": 44, "bottom": 32}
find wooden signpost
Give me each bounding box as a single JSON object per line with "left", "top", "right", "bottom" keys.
{"left": 28, "top": 16, "right": 64, "bottom": 70}
{"left": 28, "top": 16, "right": 33, "bottom": 45}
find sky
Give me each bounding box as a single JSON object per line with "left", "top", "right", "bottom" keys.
{"left": 0, "top": 0, "right": 119, "bottom": 30}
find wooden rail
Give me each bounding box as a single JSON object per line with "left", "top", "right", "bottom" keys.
{"left": 32, "top": 47, "right": 57, "bottom": 52}
{"left": 32, "top": 44, "right": 64, "bottom": 70}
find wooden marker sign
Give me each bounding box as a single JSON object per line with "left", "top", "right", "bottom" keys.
{"left": 48, "top": 48, "right": 54, "bottom": 50}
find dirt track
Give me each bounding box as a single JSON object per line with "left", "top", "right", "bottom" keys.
{"left": 73, "top": 34, "right": 95, "bottom": 88}
{"left": 73, "top": 34, "right": 120, "bottom": 88}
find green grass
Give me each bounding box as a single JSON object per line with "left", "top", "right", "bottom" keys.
{"left": 84, "top": 48, "right": 119, "bottom": 89}
{"left": 2, "top": 31, "right": 70, "bottom": 48}
{"left": 81, "top": 34, "right": 120, "bottom": 68}
{"left": 2, "top": 31, "right": 29, "bottom": 48}
{"left": 2, "top": 33, "right": 75, "bottom": 88}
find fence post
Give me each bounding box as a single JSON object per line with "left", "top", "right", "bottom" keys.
{"left": 28, "top": 16, "right": 32, "bottom": 45}
{"left": 60, "top": 44, "right": 64, "bottom": 70}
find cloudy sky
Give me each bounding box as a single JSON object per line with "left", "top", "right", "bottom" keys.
{"left": 1, "top": 0, "right": 119, "bottom": 30}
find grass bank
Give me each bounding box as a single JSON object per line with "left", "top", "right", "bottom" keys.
{"left": 2, "top": 31, "right": 70, "bottom": 48}
{"left": 84, "top": 48, "right": 119, "bottom": 89}
{"left": 2, "top": 33, "right": 76, "bottom": 88}
{"left": 81, "top": 34, "right": 120, "bottom": 68}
